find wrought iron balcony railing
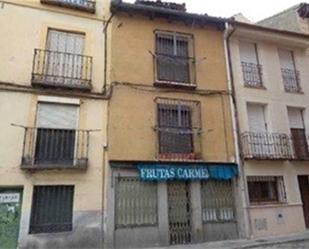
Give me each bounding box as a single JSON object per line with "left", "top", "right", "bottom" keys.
{"left": 281, "top": 68, "right": 301, "bottom": 93}
{"left": 241, "top": 62, "right": 263, "bottom": 88}
{"left": 40, "top": 0, "right": 96, "bottom": 13}
{"left": 21, "top": 127, "right": 90, "bottom": 170}
{"left": 31, "top": 49, "right": 92, "bottom": 90}
{"left": 241, "top": 131, "right": 309, "bottom": 160}
{"left": 155, "top": 127, "right": 202, "bottom": 161}
{"left": 153, "top": 53, "right": 196, "bottom": 88}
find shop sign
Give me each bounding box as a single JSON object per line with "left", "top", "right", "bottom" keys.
{"left": 0, "top": 193, "right": 20, "bottom": 204}
{"left": 138, "top": 166, "right": 209, "bottom": 181}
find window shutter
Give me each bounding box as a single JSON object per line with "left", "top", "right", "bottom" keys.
{"left": 36, "top": 103, "right": 78, "bottom": 129}
{"left": 247, "top": 104, "right": 267, "bottom": 132}
{"left": 278, "top": 49, "right": 294, "bottom": 69}
{"left": 288, "top": 108, "right": 304, "bottom": 129}
{"left": 239, "top": 41, "right": 258, "bottom": 63}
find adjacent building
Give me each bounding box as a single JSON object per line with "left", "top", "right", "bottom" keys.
{"left": 0, "top": 0, "right": 108, "bottom": 248}
{"left": 227, "top": 20, "right": 309, "bottom": 238}
{"left": 258, "top": 3, "right": 309, "bottom": 34}
{"left": 104, "top": 1, "right": 242, "bottom": 248}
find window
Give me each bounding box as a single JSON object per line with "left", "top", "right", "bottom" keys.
{"left": 35, "top": 103, "right": 78, "bottom": 165}
{"left": 155, "top": 32, "right": 194, "bottom": 85}
{"left": 278, "top": 49, "right": 300, "bottom": 93}
{"left": 30, "top": 186, "right": 74, "bottom": 234}
{"left": 247, "top": 176, "right": 286, "bottom": 204}
{"left": 239, "top": 41, "right": 263, "bottom": 87}
{"left": 115, "top": 177, "right": 157, "bottom": 228}
{"left": 247, "top": 104, "right": 267, "bottom": 133}
{"left": 155, "top": 98, "right": 201, "bottom": 160}
{"left": 288, "top": 107, "right": 309, "bottom": 159}
{"left": 201, "top": 180, "right": 235, "bottom": 223}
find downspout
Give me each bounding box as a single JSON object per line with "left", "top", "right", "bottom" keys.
{"left": 223, "top": 21, "right": 252, "bottom": 239}
{"left": 103, "top": 12, "right": 115, "bottom": 94}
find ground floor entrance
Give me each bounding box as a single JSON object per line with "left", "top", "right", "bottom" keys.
{"left": 0, "top": 188, "right": 23, "bottom": 249}
{"left": 168, "top": 181, "right": 192, "bottom": 245}
{"left": 106, "top": 162, "right": 239, "bottom": 249}
{"left": 298, "top": 175, "right": 309, "bottom": 228}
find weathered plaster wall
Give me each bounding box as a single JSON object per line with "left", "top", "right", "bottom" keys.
{"left": 107, "top": 14, "right": 235, "bottom": 162}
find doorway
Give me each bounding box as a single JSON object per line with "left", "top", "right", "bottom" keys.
{"left": 0, "top": 188, "right": 23, "bottom": 249}
{"left": 298, "top": 176, "right": 309, "bottom": 228}
{"left": 168, "top": 181, "right": 192, "bottom": 245}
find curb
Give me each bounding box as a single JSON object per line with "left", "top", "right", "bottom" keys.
{"left": 239, "top": 237, "right": 309, "bottom": 248}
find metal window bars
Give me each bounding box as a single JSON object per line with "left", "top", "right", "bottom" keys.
{"left": 153, "top": 32, "right": 196, "bottom": 87}
{"left": 115, "top": 177, "right": 158, "bottom": 228}
{"left": 281, "top": 68, "right": 301, "bottom": 93}
{"left": 154, "top": 98, "right": 202, "bottom": 161}
{"left": 201, "top": 180, "right": 236, "bottom": 223}
{"left": 30, "top": 186, "right": 74, "bottom": 234}
{"left": 31, "top": 49, "right": 92, "bottom": 90}
{"left": 40, "top": 0, "right": 96, "bottom": 13}
{"left": 20, "top": 127, "right": 91, "bottom": 169}
{"left": 241, "top": 62, "right": 263, "bottom": 88}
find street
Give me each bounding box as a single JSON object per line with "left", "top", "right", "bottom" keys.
{"left": 255, "top": 240, "right": 309, "bottom": 249}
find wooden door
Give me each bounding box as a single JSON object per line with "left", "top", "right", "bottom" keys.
{"left": 298, "top": 176, "right": 309, "bottom": 228}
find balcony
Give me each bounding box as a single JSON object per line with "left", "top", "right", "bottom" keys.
{"left": 155, "top": 98, "right": 201, "bottom": 161}
{"left": 281, "top": 68, "right": 301, "bottom": 93}
{"left": 21, "top": 127, "right": 90, "bottom": 170}
{"left": 41, "top": 0, "right": 96, "bottom": 13}
{"left": 241, "top": 62, "right": 263, "bottom": 88}
{"left": 241, "top": 131, "right": 309, "bottom": 160}
{"left": 31, "top": 49, "right": 92, "bottom": 91}
{"left": 153, "top": 54, "right": 196, "bottom": 88}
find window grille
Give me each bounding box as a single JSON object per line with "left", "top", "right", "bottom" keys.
{"left": 115, "top": 177, "right": 158, "bottom": 228}
{"left": 155, "top": 98, "right": 201, "bottom": 160}
{"left": 154, "top": 32, "right": 195, "bottom": 86}
{"left": 30, "top": 186, "right": 74, "bottom": 234}
{"left": 201, "top": 180, "right": 235, "bottom": 223}
{"left": 247, "top": 176, "right": 286, "bottom": 204}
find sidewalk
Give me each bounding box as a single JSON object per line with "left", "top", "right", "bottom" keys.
{"left": 145, "top": 230, "right": 309, "bottom": 249}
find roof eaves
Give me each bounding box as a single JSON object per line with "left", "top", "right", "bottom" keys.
{"left": 110, "top": 0, "right": 226, "bottom": 30}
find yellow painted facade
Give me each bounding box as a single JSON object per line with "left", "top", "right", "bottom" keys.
{"left": 107, "top": 13, "right": 235, "bottom": 162}
{"left": 0, "top": 1, "right": 108, "bottom": 248}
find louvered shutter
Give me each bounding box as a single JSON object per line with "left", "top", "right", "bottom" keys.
{"left": 278, "top": 49, "right": 294, "bottom": 70}
{"left": 288, "top": 108, "right": 304, "bottom": 129}
{"left": 239, "top": 41, "right": 258, "bottom": 63}
{"left": 36, "top": 103, "right": 78, "bottom": 129}
{"left": 247, "top": 104, "right": 267, "bottom": 132}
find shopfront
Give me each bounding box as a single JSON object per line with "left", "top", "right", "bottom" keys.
{"left": 104, "top": 162, "right": 239, "bottom": 249}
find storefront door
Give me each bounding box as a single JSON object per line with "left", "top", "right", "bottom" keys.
{"left": 168, "top": 181, "right": 192, "bottom": 245}
{"left": 0, "top": 188, "right": 23, "bottom": 249}
{"left": 298, "top": 176, "right": 309, "bottom": 228}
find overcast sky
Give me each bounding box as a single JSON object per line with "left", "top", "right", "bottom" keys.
{"left": 127, "top": 0, "right": 303, "bottom": 22}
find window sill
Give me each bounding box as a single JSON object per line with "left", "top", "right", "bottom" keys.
{"left": 244, "top": 84, "right": 266, "bottom": 90}
{"left": 249, "top": 202, "right": 289, "bottom": 208}
{"left": 284, "top": 90, "right": 304, "bottom": 94}
{"left": 154, "top": 81, "right": 196, "bottom": 90}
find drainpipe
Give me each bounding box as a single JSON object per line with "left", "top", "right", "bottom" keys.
{"left": 223, "top": 21, "right": 252, "bottom": 239}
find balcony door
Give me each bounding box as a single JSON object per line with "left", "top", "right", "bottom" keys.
{"left": 239, "top": 41, "right": 262, "bottom": 87}
{"left": 278, "top": 49, "right": 299, "bottom": 92}
{"left": 288, "top": 108, "right": 309, "bottom": 159}
{"left": 34, "top": 103, "right": 78, "bottom": 166}
{"left": 247, "top": 104, "right": 268, "bottom": 156}
{"left": 45, "top": 29, "right": 85, "bottom": 85}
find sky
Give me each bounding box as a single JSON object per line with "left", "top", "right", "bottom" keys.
{"left": 126, "top": 0, "right": 304, "bottom": 22}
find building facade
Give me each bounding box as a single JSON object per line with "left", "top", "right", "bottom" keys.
{"left": 0, "top": 0, "right": 108, "bottom": 248}
{"left": 104, "top": 1, "right": 242, "bottom": 248}
{"left": 227, "top": 21, "right": 309, "bottom": 238}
